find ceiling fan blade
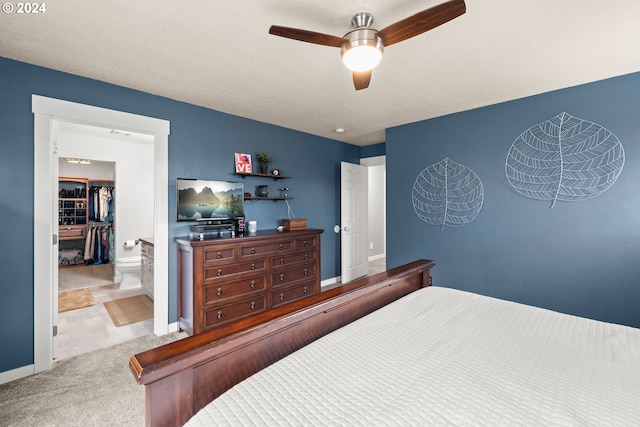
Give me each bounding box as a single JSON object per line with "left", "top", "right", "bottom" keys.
{"left": 269, "top": 25, "right": 345, "bottom": 48}
{"left": 378, "top": 0, "right": 466, "bottom": 47}
{"left": 352, "top": 70, "right": 372, "bottom": 90}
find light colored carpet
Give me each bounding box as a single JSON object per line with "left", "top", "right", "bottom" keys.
{"left": 104, "top": 295, "right": 153, "bottom": 327}
{"left": 58, "top": 288, "right": 95, "bottom": 313}
{"left": 0, "top": 331, "right": 186, "bottom": 427}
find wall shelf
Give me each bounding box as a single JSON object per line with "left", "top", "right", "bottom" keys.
{"left": 234, "top": 172, "right": 291, "bottom": 180}
{"left": 234, "top": 171, "right": 293, "bottom": 201}
{"left": 245, "top": 196, "right": 294, "bottom": 201}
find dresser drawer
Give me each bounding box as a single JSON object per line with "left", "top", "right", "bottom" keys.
{"left": 271, "top": 250, "right": 316, "bottom": 268}
{"left": 59, "top": 225, "right": 86, "bottom": 240}
{"left": 202, "top": 245, "right": 235, "bottom": 264}
{"left": 239, "top": 239, "right": 293, "bottom": 257}
{"left": 271, "top": 263, "right": 315, "bottom": 288}
{"left": 295, "top": 235, "right": 317, "bottom": 250}
{"left": 204, "top": 295, "right": 267, "bottom": 329}
{"left": 271, "top": 281, "right": 315, "bottom": 308}
{"left": 204, "top": 275, "right": 265, "bottom": 305}
{"left": 203, "top": 259, "right": 265, "bottom": 283}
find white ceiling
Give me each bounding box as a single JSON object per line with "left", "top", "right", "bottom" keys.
{"left": 1, "top": 1, "right": 639, "bottom": 146}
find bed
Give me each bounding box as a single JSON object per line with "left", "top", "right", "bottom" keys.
{"left": 130, "top": 259, "right": 640, "bottom": 426}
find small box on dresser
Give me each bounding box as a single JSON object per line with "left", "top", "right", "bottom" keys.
{"left": 176, "top": 228, "right": 323, "bottom": 335}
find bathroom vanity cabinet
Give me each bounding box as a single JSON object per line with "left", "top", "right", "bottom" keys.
{"left": 140, "top": 237, "right": 154, "bottom": 299}
{"left": 176, "top": 228, "right": 322, "bottom": 335}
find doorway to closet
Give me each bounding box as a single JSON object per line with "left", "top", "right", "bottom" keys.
{"left": 32, "top": 95, "right": 170, "bottom": 374}
{"left": 56, "top": 144, "right": 154, "bottom": 359}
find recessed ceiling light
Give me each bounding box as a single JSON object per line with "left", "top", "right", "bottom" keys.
{"left": 335, "top": 128, "right": 345, "bottom": 134}
{"left": 65, "top": 158, "right": 93, "bottom": 165}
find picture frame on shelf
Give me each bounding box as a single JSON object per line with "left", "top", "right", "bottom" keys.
{"left": 235, "top": 152, "right": 252, "bottom": 174}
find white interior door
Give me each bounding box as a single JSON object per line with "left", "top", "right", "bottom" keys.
{"left": 340, "top": 162, "right": 368, "bottom": 283}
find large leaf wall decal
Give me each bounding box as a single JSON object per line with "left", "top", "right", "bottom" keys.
{"left": 505, "top": 112, "right": 625, "bottom": 208}
{"left": 412, "top": 157, "right": 484, "bottom": 229}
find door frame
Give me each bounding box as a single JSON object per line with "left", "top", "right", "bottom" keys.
{"left": 33, "top": 95, "right": 170, "bottom": 373}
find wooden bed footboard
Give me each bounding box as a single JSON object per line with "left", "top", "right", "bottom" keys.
{"left": 130, "top": 259, "right": 435, "bottom": 427}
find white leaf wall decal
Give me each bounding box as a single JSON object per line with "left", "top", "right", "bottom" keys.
{"left": 505, "top": 112, "right": 625, "bottom": 207}
{"left": 412, "top": 157, "right": 484, "bottom": 229}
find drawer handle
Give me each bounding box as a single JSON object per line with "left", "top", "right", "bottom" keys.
{"left": 250, "top": 248, "right": 256, "bottom": 254}
{"left": 303, "top": 286, "right": 309, "bottom": 294}
{"left": 217, "top": 310, "right": 225, "bottom": 320}
{"left": 304, "top": 268, "right": 309, "bottom": 275}
{"left": 279, "top": 258, "right": 285, "bottom": 265}
{"left": 216, "top": 251, "right": 222, "bottom": 259}
{"left": 280, "top": 273, "right": 285, "bottom": 281}
{"left": 303, "top": 240, "right": 309, "bottom": 247}
{"left": 251, "top": 263, "right": 256, "bottom": 270}
{"left": 217, "top": 288, "right": 223, "bottom": 296}
{"left": 280, "top": 293, "right": 285, "bottom": 301}
{"left": 279, "top": 244, "right": 284, "bottom": 250}
{"left": 217, "top": 269, "right": 223, "bottom": 276}
{"left": 250, "top": 280, "right": 256, "bottom": 288}
{"left": 251, "top": 301, "right": 257, "bottom": 309}
{"left": 304, "top": 254, "right": 308, "bottom": 260}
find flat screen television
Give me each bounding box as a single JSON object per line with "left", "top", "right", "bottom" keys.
{"left": 177, "top": 178, "right": 245, "bottom": 222}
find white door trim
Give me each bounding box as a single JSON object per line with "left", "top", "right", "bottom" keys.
{"left": 32, "top": 95, "right": 170, "bottom": 374}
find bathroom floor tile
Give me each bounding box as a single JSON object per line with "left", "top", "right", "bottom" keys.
{"left": 56, "top": 264, "right": 154, "bottom": 360}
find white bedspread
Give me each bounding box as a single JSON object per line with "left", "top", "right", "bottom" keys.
{"left": 187, "top": 286, "right": 640, "bottom": 426}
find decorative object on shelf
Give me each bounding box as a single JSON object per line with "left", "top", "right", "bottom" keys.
{"left": 283, "top": 218, "right": 307, "bottom": 231}
{"left": 234, "top": 152, "right": 252, "bottom": 174}
{"left": 247, "top": 220, "right": 257, "bottom": 233}
{"left": 256, "top": 152, "right": 274, "bottom": 174}
{"left": 256, "top": 185, "right": 269, "bottom": 197}
{"left": 412, "top": 157, "right": 484, "bottom": 229}
{"left": 505, "top": 112, "right": 625, "bottom": 208}
{"left": 272, "top": 168, "right": 281, "bottom": 176}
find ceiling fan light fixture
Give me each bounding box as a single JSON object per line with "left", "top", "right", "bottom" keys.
{"left": 341, "top": 29, "right": 384, "bottom": 72}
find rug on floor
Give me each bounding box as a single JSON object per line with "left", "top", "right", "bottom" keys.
{"left": 58, "top": 288, "right": 96, "bottom": 313}
{"left": 104, "top": 294, "right": 153, "bottom": 327}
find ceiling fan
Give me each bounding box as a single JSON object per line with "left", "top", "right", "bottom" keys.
{"left": 268, "top": 0, "right": 466, "bottom": 90}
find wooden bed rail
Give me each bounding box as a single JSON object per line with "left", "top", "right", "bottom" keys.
{"left": 130, "top": 259, "right": 435, "bottom": 427}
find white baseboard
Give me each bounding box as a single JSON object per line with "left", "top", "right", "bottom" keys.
{"left": 321, "top": 276, "right": 340, "bottom": 289}
{"left": 166, "top": 322, "right": 180, "bottom": 333}
{"left": 0, "top": 364, "right": 34, "bottom": 385}
{"left": 368, "top": 253, "right": 386, "bottom": 262}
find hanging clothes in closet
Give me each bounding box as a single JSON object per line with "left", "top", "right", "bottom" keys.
{"left": 84, "top": 223, "right": 113, "bottom": 265}
{"left": 86, "top": 181, "right": 115, "bottom": 264}
{"left": 89, "top": 183, "right": 114, "bottom": 222}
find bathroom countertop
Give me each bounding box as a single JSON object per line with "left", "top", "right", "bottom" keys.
{"left": 139, "top": 237, "right": 154, "bottom": 246}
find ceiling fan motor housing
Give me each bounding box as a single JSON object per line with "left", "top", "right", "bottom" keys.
{"left": 341, "top": 29, "right": 385, "bottom": 71}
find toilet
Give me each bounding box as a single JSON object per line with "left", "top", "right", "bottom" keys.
{"left": 115, "top": 255, "right": 142, "bottom": 289}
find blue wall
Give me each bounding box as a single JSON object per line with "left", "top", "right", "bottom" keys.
{"left": 0, "top": 56, "right": 360, "bottom": 373}
{"left": 361, "top": 142, "right": 385, "bottom": 158}
{"left": 387, "top": 72, "right": 640, "bottom": 328}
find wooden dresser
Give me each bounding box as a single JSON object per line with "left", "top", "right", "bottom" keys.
{"left": 176, "top": 228, "right": 323, "bottom": 335}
